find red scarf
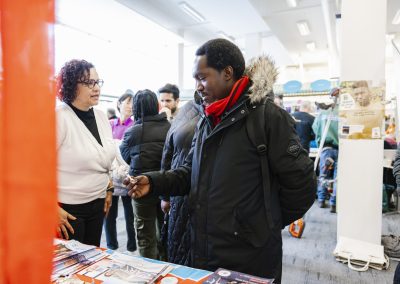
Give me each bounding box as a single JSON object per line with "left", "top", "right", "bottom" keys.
{"left": 205, "top": 76, "right": 250, "bottom": 126}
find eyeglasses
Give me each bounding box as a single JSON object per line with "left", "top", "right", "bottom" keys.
{"left": 78, "top": 79, "right": 104, "bottom": 89}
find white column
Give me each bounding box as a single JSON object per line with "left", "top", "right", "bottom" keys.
{"left": 393, "top": 38, "right": 400, "bottom": 142}
{"left": 178, "top": 42, "right": 184, "bottom": 89}
{"left": 337, "top": 0, "right": 386, "bottom": 244}
{"left": 321, "top": 0, "right": 340, "bottom": 78}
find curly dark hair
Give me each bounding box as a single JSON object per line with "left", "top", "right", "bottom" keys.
{"left": 132, "top": 89, "right": 159, "bottom": 121}
{"left": 195, "top": 38, "right": 245, "bottom": 80}
{"left": 57, "top": 59, "right": 94, "bottom": 104}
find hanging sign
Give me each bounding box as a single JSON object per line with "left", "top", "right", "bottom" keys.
{"left": 283, "top": 80, "right": 302, "bottom": 93}
{"left": 310, "top": 79, "right": 331, "bottom": 92}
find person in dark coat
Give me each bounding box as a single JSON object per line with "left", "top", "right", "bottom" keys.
{"left": 124, "top": 39, "right": 316, "bottom": 282}
{"left": 292, "top": 100, "right": 315, "bottom": 153}
{"left": 160, "top": 99, "right": 202, "bottom": 266}
{"left": 120, "top": 89, "right": 170, "bottom": 259}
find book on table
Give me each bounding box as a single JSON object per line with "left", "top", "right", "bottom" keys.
{"left": 202, "top": 268, "right": 274, "bottom": 284}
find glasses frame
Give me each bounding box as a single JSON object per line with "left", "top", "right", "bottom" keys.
{"left": 78, "top": 79, "right": 104, "bottom": 89}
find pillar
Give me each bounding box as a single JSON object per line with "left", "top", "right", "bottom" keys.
{"left": 337, "top": 0, "right": 386, "bottom": 244}
{"left": 0, "top": 0, "right": 57, "bottom": 282}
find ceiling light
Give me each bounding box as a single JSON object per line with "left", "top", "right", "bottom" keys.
{"left": 178, "top": 2, "right": 205, "bottom": 23}
{"left": 286, "top": 0, "right": 297, "bottom": 8}
{"left": 392, "top": 10, "right": 400, "bottom": 25}
{"left": 297, "top": 21, "right": 310, "bottom": 36}
{"left": 306, "top": 41, "right": 316, "bottom": 51}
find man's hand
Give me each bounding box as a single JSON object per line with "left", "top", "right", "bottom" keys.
{"left": 160, "top": 107, "right": 172, "bottom": 120}
{"left": 57, "top": 207, "right": 76, "bottom": 240}
{"left": 123, "top": 175, "right": 151, "bottom": 198}
{"left": 161, "top": 200, "right": 171, "bottom": 214}
{"left": 104, "top": 192, "right": 113, "bottom": 216}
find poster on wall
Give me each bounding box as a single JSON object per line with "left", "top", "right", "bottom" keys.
{"left": 338, "top": 80, "right": 385, "bottom": 139}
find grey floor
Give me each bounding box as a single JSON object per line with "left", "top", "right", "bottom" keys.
{"left": 101, "top": 200, "right": 399, "bottom": 283}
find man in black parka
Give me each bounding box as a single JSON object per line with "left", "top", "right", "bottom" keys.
{"left": 125, "top": 39, "right": 316, "bottom": 282}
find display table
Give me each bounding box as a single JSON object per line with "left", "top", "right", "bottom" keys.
{"left": 73, "top": 261, "right": 211, "bottom": 284}
{"left": 52, "top": 239, "right": 211, "bottom": 284}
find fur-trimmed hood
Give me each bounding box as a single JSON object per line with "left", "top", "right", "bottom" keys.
{"left": 244, "top": 55, "right": 278, "bottom": 104}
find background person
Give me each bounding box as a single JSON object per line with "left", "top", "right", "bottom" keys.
{"left": 124, "top": 39, "right": 315, "bottom": 282}
{"left": 120, "top": 89, "right": 171, "bottom": 259}
{"left": 292, "top": 101, "right": 315, "bottom": 153}
{"left": 158, "top": 83, "right": 180, "bottom": 121}
{"left": 104, "top": 91, "right": 137, "bottom": 252}
{"left": 160, "top": 98, "right": 202, "bottom": 265}
{"left": 56, "top": 59, "right": 116, "bottom": 246}
{"left": 312, "top": 89, "right": 339, "bottom": 213}
{"left": 107, "top": 108, "right": 117, "bottom": 120}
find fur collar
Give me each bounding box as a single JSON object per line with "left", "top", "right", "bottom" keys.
{"left": 244, "top": 55, "right": 278, "bottom": 104}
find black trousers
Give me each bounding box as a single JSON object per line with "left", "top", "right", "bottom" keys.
{"left": 60, "top": 198, "right": 105, "bottom": 246}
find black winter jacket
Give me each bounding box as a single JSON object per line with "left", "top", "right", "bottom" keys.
{"left": 146, "top": 56, "right": 316, "bottom": 280}
{"left": 161, "top": 101, "right": 202, "bottom": 265}
{"left": 292, "top": 111, "right": 315, "bottom": 153}
{"left": 120, "top": 113, "right": 170, "bottom": 176}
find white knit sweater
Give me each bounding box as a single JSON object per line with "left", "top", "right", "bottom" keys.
{"left": 57, "top": 103, "right": 116, "bottom": 204}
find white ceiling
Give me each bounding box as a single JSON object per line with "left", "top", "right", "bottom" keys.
{"left": 116, "top": 0, "right": 400, "bottom": 68}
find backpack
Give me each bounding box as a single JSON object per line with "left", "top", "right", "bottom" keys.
{"left": 245, "top": 100, "right": 274, "bottom": 230}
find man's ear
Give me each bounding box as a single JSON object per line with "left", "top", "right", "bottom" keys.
{"left": 223, "top": 66, "right": 234, "bottom": 81}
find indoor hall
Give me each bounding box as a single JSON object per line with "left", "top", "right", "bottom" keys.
{"left": 1, "top": 0, "right": 400, "bottom": 283}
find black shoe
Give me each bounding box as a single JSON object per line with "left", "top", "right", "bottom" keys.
{"left": 330, "top": 205, "right": 336, "bottom": 213}
{"left": 318, "top": 200, "right": 326, "bottom": 208}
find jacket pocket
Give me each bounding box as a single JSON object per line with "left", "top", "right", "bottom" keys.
{"left": 233, "top": 206, "right": 271, "bottom": 248}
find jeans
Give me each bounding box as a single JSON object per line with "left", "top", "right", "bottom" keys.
{"left": 317, "top": 147, "right": 338, "bottom": 206}
{"left": 104, "top": 195, "right": 136, "bottom": 251}
{"left": 59, "top": 198, "right": 105, "bottom": 246}
{"left": 133, "top": 196, "right": 164, "bottom": 259}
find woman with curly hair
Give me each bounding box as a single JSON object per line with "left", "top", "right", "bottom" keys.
{"left": 56, "top": 59, "right": 116, "bottom": 246}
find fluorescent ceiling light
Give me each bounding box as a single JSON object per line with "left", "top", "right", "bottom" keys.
{"left": 286, "top": 0, "right": 297, "bottom": 8}
{"left": 297, "top": 21, "right": 310, "bottom": 36}
{"left": 178, "top": 2, "right": 205, "bottom": 23}
{"left": 392, "top": 10, "right": 400, "bottom": 25}
{"left": 306, "top": 41, "right": 316, "bottom": 51}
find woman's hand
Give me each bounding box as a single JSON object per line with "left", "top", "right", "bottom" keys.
{"left": 104, "top": 192, "right": 113, "bottom": 216}
{"left": 57, "top": 207, "right": 76, "bottom": 240}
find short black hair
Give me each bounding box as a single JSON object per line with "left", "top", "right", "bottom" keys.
{"left": 107, "top": 108, "right": 116, "bottom": 118}
{"left": 158, "top": 83, "right": 180, "bottom": 100}
{"left": 132, "top": 89, "right": 159, "bottom": 121}
{"left": 57, "top": 59, "right": 94, "bottom": 104}
{"left": 195, "top": 38, "right": 245, "bottom": 80}
{"left": 117, "top": 91, "right": 134, "bottom": 112}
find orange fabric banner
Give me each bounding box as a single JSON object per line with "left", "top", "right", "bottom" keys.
{"left": 0, "top": 0, "right": 57, "bottom": 283}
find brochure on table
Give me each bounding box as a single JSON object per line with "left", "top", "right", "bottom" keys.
{"left": 52, "top": 239, "right": 211, "bottom": 283}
